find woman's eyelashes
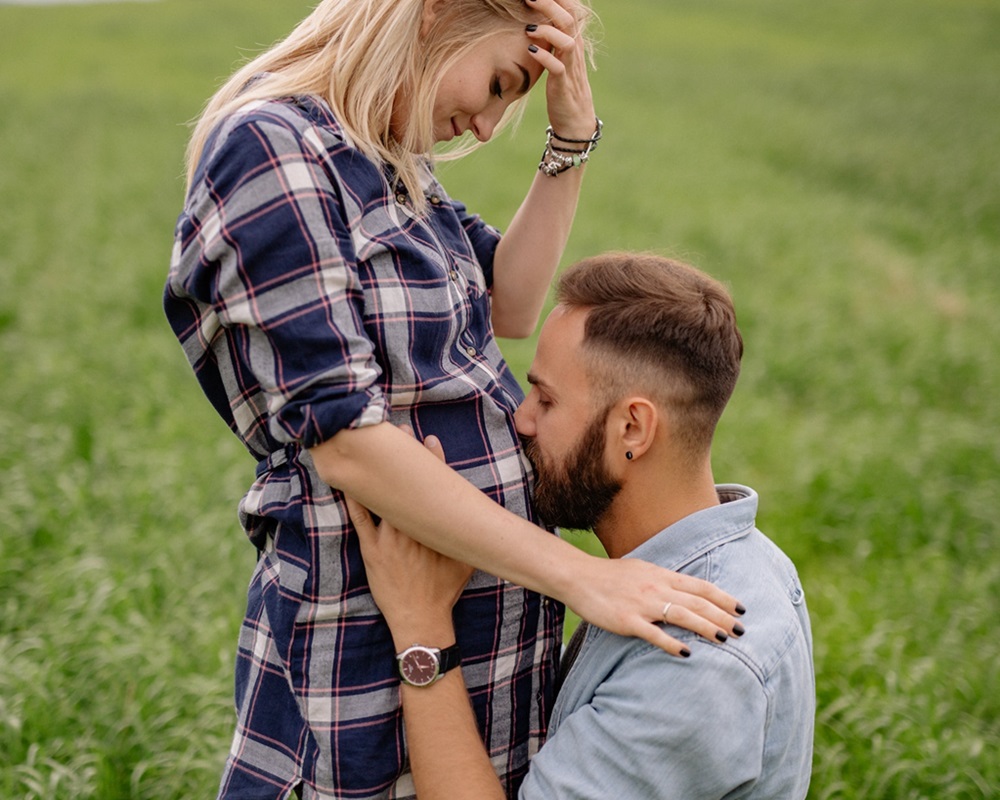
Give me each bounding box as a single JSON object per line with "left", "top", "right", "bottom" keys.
{"left": 491, "top": 75, "right": 504, "bottom": 99}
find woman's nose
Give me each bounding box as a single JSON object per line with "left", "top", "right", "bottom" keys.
{"left": 514, "top": 398, "right": 534, "bottom": 437}
{"left": 470, "top": 105, "right": 504, "bottom": 142}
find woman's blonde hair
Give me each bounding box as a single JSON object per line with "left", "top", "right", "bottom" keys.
{"left": 186, "top": 0, "right": 592, "bottom": 213}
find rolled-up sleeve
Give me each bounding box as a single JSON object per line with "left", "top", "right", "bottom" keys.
{"left": 519, "top": 642, "right": 767, "bottom": 799}
{"left": 173, "top": 112, "right": 388, "bottom": 447}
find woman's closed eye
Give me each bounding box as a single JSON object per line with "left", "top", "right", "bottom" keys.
{"left": 491, "top": 75, "right": 504, "bottom": 99}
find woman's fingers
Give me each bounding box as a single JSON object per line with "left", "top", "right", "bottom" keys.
{"left": 525, "top": 13, "right": 582, "bottom": 75}
{"left": 634, "top": 624, "right": 695, "bottom": 660}
{"left": 655, "top": 572, "right": 747, "bottom": 644}
{"left": 661, "top": 600, "right": 744, "bottom": 647}
{"left": 569, "top": 558, "right": 747, "bottom": 658}
{"left": 525, "top": 0, "right": 594, "bottom": 138}
{"left": 666, "top": 572, "right": 746, "bottom": 624}
{"left": 526, "top": 0, "right": 580, "bottom": 33}
{"left": 527, "top": 24, "right": 576, "bottom": 60}
{"left": 633, "top": 593, "right": 747, "bottom": 659}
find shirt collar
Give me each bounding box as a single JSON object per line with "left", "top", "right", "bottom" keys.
{"left": 623, "top": 484, "right": 759, "bottom": 571}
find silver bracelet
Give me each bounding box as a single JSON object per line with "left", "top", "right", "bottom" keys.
{"left": 538, "top": 117, "right": 603, "bottom": 176}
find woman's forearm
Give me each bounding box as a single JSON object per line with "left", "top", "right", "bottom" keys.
{"left": 309, "top": 421, "right": 583, "bottom": 598}
{"left": 312, "top": 421, "right": 747, "bottom": 656}
{"left": 490, "top": 167, "right": 586, "bottom": 339}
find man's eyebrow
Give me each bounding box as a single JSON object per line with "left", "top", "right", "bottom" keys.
{"left": 516, "top": 64, "right": 531, "bottom": 96}
{"left": 525, "top": 371, "right": 550, "bottom": 389}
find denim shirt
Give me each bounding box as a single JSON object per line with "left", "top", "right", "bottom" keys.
{"left": 520, "top": 485, "right": 815, "bottom": 799}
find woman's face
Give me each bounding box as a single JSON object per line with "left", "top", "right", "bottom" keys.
{"left": 430, "top": 29, "right": 545, "bottom": 145}
{"left": 392, "top": 29, "right": 542, "bottom": 150}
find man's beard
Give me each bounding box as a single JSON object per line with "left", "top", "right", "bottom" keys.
{"left": 523, "top": 409, "right": 622, "bottom": 531}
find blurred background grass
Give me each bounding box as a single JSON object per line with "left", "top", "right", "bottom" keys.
{"left": 1, "top": 0, "right": 997, "bottom": 797}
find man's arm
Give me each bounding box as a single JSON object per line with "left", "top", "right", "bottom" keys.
{"left": 397, "top": 631, "right": 506, "bottom": 800}
{"left": 344, "top": 460, "right": 508, "bottom": 800}
{"left": 351, "top": 473, "right": 765, "bottom": 800}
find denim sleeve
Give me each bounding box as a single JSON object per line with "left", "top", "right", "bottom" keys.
{"left": 519, "top": 641, "right": 768, "bottom": 799}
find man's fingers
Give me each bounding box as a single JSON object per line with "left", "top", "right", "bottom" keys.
{"left": 345, "top": 495, "right": 382, "bottom": 566}
{"left": 345, "top": 496, "right": 374, "bottom": 536}
{"left": 423, "top": 434, "right": 447, "bottom": 464}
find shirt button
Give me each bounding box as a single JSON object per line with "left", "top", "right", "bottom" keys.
{"left": 450, "top": 270, "right": 459, "bottom": 281}
{"left": 429, "top": 194, "right": 443, "bottom": 206}
{"left": 395, "top": 193, "right": 408, "bottom": 205}
{"left": 465, "top": 345, "right": 477, "bottom": 357}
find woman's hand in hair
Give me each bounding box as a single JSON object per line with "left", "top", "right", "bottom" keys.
{"left": 525, "top": 0, "right": 596, "bottom": 140}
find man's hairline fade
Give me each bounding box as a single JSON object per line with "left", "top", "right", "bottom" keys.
{"left": 554, "top": 251, "right": 743, "bottom": 457}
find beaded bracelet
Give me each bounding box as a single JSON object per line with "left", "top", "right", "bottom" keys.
{"left": 538, "top": 117, "right": 603, "bottom": 176}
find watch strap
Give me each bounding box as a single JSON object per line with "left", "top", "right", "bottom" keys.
{"left": 436, "top": 643, "right": 461, "bottom": 677}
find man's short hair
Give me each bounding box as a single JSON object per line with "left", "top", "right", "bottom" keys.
{"left": 556, "top": 252, "right": 744, "bottom": 455}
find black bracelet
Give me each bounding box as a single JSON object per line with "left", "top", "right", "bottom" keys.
{"left": 548, "top": 117, "right": 604, "bottom": 145}
{"left": 538, "top": 117, "right": 603, "bottom": 177}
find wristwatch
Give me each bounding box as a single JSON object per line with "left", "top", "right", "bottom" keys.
{"left": 396, "top": 643, "right": 461, "bottom": 687}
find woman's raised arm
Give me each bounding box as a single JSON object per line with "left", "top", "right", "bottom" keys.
{"left": 490, "top": 0, "right": 600, "bottom": 338}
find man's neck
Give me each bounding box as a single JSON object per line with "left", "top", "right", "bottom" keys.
{"left": 593, "top": 462, "right": 720, "bottom": 559}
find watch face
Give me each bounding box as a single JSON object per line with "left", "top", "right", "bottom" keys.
{"left": 399, "top": 647, "right": 439, "bottom": 687}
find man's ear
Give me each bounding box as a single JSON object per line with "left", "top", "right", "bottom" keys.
{"left": 610, "top": 396, "right": 658, "bottom": 463}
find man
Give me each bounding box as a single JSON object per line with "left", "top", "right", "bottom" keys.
{"left": 348, "top": 252, "right": 815, "bottom": 798}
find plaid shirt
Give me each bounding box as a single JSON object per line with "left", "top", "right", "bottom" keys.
{"left": 165, "top": 96, "right": 562, "bottom": 800}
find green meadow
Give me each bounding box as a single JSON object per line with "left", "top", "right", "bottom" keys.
{"left": 1, "top": 0, "right": 997, "bottom": 797}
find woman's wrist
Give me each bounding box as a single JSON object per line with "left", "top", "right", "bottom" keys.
{"left": 538, "top": 117, "right": 603, "bottom": 176}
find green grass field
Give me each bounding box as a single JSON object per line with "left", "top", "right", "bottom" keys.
{"left": 1, "top": 0, "right": 998, "bottom": 797}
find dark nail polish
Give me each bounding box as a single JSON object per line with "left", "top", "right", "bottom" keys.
{"left": 715, "top": 630, "right": 728, "bottom": 643}
{"left": 736, "top": 604, "right": 747, "bottom": 616}
{"left": 526, "top": 23, "right": 538, "bottom": 32}
{"left": 680, "top": 648, "right": 691, "bottom": 658}
{"left": 733, "top": 623, "right": 745, "bottom": 637}
{"left": 528, "top": 44, "right": 539, "bottom": 53}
